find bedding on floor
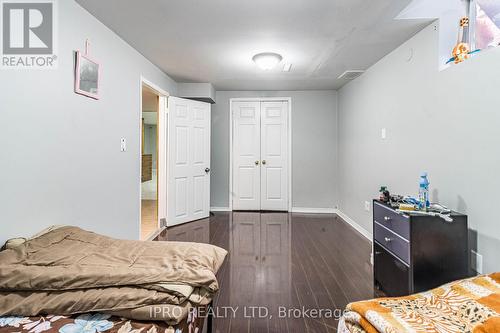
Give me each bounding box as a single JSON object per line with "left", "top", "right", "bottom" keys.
{"left": 339, "top": 273, "right": 500, "bottom": 333}
{"left": 0, "top": 226, "right": 227, "bottom": 326}
{"left": 0, "top": 309, "right": 206, "bottom": 333}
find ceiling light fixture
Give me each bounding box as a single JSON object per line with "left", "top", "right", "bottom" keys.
{"left": 252, "top": 52, "right": 283, "bottom": 70}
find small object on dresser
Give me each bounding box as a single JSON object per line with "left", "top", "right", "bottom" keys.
{"left": 379, "top": 186, "right": 390, "bottom": 203}
{"left": 399, "top": 203, "right": 416, "bottom": 211}
{"left": 418, "top": 172, "right": 430, "bottom": 210}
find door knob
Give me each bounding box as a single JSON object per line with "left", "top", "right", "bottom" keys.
{"left": 205, "top": 168, "right": 210, "bottom": 173}
{"left": 262, "top": 160, "right": 267, "bottom": 165}
{"left": 255, "top": 161, "right": 260, "bottom": 165}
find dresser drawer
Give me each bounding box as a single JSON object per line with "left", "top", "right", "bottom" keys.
{"left": 374, "top": 242, "right": 410, "bottom": 296}
{"left": 373, "top": 201, "right": 410, "bottom": 239}
{"left": 374, "top": 222, "right": 410, "bottom": 264}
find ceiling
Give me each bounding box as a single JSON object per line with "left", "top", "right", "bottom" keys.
{"left": 77, "top": 0, "right": 431, "bottom": 91}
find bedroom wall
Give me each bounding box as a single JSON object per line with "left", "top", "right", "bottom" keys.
{"left": 211, "top": 90, "right": 338, "bottom": 210}
{"left": 338, "top": 23, "right": 500, "bottom": 273}
{"left": 0, "top": 0, "right": 177, "bottom": 244}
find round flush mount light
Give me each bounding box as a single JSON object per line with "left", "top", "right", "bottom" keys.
{"left": 252, "top": 52, "right": 283, "bottom": 70}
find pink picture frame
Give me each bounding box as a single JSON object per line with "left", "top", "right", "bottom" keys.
{"left": 75, "top": 51, "right": 100, "bottom": 100}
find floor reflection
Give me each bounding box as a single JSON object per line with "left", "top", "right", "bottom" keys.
{"left": 158, "top": 212, "right": 373, "bottom": 333}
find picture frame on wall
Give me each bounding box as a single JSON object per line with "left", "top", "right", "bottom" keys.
{"left": 75, "top": 50, "right": 100, "bottom": 100}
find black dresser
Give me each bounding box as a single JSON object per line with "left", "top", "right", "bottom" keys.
{"left": 373, "top": 200, "right": 470, "bottom": 297}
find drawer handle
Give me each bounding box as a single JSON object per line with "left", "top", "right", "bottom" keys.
{"left": 384, "top": 237, "right": 392, "bottom": 243}
{"left": 384, "top": 216, "right": 391, "bottom": 221}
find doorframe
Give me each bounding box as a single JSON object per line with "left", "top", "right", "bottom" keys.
{"left": 229, "top": 97, "right": 292, "bottom": 212}
{"left": 139, "top": 76, "right": 170, "bottom": 240}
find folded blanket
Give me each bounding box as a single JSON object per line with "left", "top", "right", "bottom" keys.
{"left": 0, "top": 226, "right": 227, "bottom": 324}
{"left": 339, "top": 273, "right": 500, "bottom": 333}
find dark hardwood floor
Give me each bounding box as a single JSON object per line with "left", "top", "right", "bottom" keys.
{"left": 155, "top": 212, "right": 374, "bottom": 333}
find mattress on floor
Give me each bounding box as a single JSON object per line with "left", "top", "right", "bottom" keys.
{"left": 338, "top": 273, "right": 500, "bottom": 333}
{"left": 0, "top": 225, "right": 227, "bottom": 324}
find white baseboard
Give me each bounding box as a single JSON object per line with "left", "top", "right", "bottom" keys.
{"left": 210, "top": 207, "right": 231, "bottom": 212}
{"left": 145, "top": 226, "right": 166, "bottom": 241}
{"left": 334, "top": 209, "right": 372, "bottom": 241}
{"left": 291, "top": 207, "right": 336, "bottom": 214}
{"left": 209, "top": 207, "right": 372, "bottom": 243}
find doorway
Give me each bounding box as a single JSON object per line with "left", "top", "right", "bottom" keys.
{"left": 141, "top": 84, "right": 160, "bottom": 239}
{"left": 229, "top": 98, "right": 292, "bottom": 211}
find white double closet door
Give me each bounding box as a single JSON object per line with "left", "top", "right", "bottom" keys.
{"left": 232, "top": 100, "right": 289, "bottom": 211}
{"left": 167, "top": 97, "right": 211, "bottom": 226}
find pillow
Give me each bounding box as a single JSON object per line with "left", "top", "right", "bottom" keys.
{"left": 1, "top": 225, "right": 67, "bottom": 250}
{"left": 4, "top": 237, "right": 27, "bottom": 249}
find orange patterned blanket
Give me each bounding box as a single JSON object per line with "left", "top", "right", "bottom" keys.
{"left": 339, "top": 273, "right": 500, "bottom": 333}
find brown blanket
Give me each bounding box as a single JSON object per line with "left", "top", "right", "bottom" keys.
{"left": 0, "top": 226, "right": 227, "bottom": 324}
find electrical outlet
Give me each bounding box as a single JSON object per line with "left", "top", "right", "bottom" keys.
{"left": 364, "top": 201, "right": 371, "bottom": 212}
{"left": 381, "top": 128, "right": 387, "bottom": 139}
{"left": 120, "top": 138, "right": 127, "bottom": 152}
{"left": 471, "top": 250, "right": 483, "bottom": 274}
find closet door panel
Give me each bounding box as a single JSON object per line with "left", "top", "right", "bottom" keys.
{"left": 260, "top": 102, "right": 288, "bottom": 211}
{"left": 232, "top": 101, "right": 261, "bottom": 210}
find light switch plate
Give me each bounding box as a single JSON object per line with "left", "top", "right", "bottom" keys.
{"left": 381, "top": 128, "right": 387, "bottom": 139}
{"left": 120, "top": 138, "right": 127, "bottom": 152}
{"left": 364, "top": 201, "right": 371, "bottom": 212}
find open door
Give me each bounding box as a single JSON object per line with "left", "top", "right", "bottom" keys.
{"left": 167, "top": 97, "right": 211, "bottom": 226}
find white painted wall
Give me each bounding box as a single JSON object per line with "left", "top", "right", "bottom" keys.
{"left": 178, "top": 83, "right": 216, "bottom": 103}
{"left": 211, "top": 90, "right": 338, "bottom": 210}
{"left": 396, "top": 0, "right": 467, "bottom": 69}
{"left": 338, "top": 23, "right": 500, "bottom": 273}
{"left": 0, "top": 0, "right": 177, "bottom": 245}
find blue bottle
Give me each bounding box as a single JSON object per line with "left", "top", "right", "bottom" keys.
{"left": 419, "top": 172, "right": 430, "bottom": 210}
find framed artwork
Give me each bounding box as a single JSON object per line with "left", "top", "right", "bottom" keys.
{"left": 75, "top": 50, "right": 100, "bottom": 99}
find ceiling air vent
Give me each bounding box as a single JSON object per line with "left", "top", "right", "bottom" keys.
{"left": 338, "top": 70, "right": 365, "bottom": 80}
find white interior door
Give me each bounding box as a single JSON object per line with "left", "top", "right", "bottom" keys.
{"left": 232, "top": 100, "right": 289, "bottom": 211}
{"left": 168, "top": 97, "right": 211, "bottom": 226}
{"left": 260, "top": 102, "right": 288, "bottom": 211}
{"left": 232, "top": 101, "right": 261, "bottom": 210}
